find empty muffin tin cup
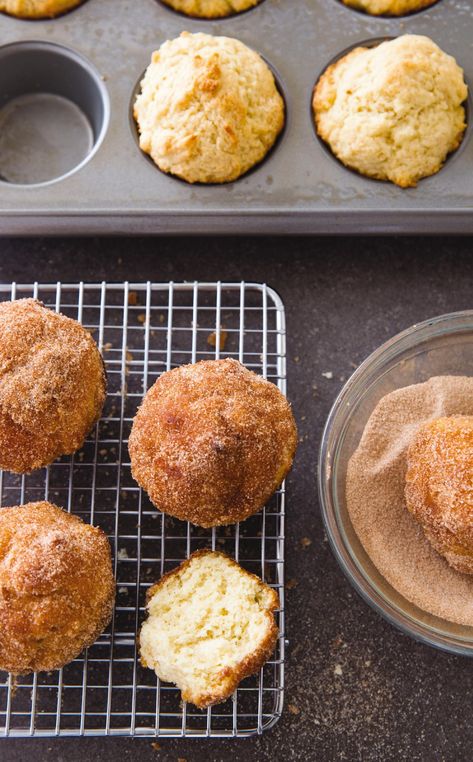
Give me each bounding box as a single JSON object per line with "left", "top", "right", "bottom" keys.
{"left": 0, "top": 41, "right": 109, "bottom": 187}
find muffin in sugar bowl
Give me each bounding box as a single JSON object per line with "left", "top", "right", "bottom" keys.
{"left": 160, "top": 0, "right": 262, "bottom": 18}
{"left": 313, "top": 35, "right": 467, "bottom": 188}
{"left": 341, "top": 0, "right": 438, "bottom": 16}
{"left": 134, "top": 32, "right": 285, "bottom": 184}
{"left": 0, "top": 0, "right": 83, "bottom": 18}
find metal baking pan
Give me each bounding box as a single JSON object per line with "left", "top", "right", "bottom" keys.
{"left": 0, "top": 0, "right": 472, "bottom": 235}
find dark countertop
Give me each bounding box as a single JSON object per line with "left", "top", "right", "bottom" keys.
{"left": 1, "top": 237, "right": 473, "bottom": 762}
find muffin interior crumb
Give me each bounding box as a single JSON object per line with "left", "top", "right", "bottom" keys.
{"left": 140, "top": 551, "right": 278, "bottom": 707}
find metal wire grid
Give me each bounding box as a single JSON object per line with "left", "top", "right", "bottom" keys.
{"left": 0, "top": 281, "right": 287, "bottom": 739}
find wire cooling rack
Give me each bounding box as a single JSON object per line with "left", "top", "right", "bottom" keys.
{"left": 0, "top": 281, "right": 287, "bottom": 739}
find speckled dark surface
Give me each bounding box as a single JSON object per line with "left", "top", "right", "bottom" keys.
{"left": 2, "top": 238, "right": 473, "bottom": 762}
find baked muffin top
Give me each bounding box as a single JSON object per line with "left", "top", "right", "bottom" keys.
{"left": 0, "top": 0, "right": 83, "bottom": 18}
{"left": 0, "top": 501, "right": 115, "bottom": 674}
{"left": 0, "top": 298, "right": 106, "bottom": 473}
{"left": 129, "top": 358, "right": 297, "bottom": 527}
{"left": 134, "top": 32, "right": 284, "bottom": 184}
{"left": 341, "top": 0, "right": 437, "bottom": 16}
{"left": 160, "top": 0, "right": 261, "bottom": 18}
{"left": 313, "top": 35, "right": 467, "bottom": 188}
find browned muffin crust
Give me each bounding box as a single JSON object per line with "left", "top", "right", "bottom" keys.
{"left": 128, "top": 358, "right": 297, "bottom": 527}
{"left": 405, "top": 415, "right": 473, "bottom": 574}
{"left": 0, "top": 501, "right": 115, "bottom": 674}
{"left": 141, "top": 550, "right": 279, "bottom": 708}
{"left": 0, "top": 299, "right": 107, "bottom": 474}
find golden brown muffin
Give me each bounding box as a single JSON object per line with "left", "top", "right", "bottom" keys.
{"left": 0, "top": 0, "right": 83, "bottom": 18}
{"left": 405, "top": 416, "right": 473, "bottom": 574}
{"left": 341, "top": 0, "right": 437, "bottom": 16}
{"left": 129, "top": 358, "right": 297, "bottom": 527}
{"left": 133, "top": 32, "right": 285, "bottom": 184}
{"left": 313, "top": 35, "right": 467, "bottom": 188}
{"left": 140, "top": 550, "right": 279, "bottom": 708}
{"left": 0, "top": 299, "right": 106, "bottom": 474}
{"left": 161, "top": 0, "right": 261, "bottom": 17}
{"left": 0, "top": 501, "right": 115, "bottom": 674}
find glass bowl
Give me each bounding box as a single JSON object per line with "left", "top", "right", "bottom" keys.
{"left": 318, "top": 311, "right": 473, "bottom": 655}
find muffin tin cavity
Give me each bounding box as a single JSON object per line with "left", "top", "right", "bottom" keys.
{"left": 311, "top": 36, "right": 470, "bottom": 186}
{"left": 0, "top": 41, "right": 109, "bottom": 186}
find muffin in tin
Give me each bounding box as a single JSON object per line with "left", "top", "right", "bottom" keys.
{"left": 160, "top": 0, "right": 262, "bottom": 19}
{"left": 313, "top": 35, "right": 467, "bottom": 188}
{"left": 0, "top": 0, "right": 83, "bottom": 18}
{"left": 134, "top": 32, "right": 285, "bottom": 184}
{"left": 341, "top": 0, "right": 438, "bottom": 16}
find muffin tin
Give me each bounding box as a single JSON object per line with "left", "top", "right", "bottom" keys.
{"left": 0, "top": 281, "right": 287, "bottom": 738}
{"left": 0, "top": 0, "right": 472, "bottom": 234}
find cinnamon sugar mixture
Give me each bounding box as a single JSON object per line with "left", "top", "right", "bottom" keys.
{"left": 346, "top": 375, "right": 473, "bottom": 626}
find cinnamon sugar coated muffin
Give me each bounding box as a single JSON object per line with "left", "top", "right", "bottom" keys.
{"left": 0, "top": 299, "right": 106, "bottom": 474}
{"left": 140, "top": 550, "right": 279, "bottom": 708}
{"left": 313, "top": 35, "right": 467, "bottom": 188}
{"left": 133, "top": 32, "right": 285, "bottom": 184}
{"left": 0, "top": 502, "right": 115, "bottom": 674}
{"left": 129, "top": 358, "right": 297, "bottom": 527}
{"left": 406, "top": 416, "right": 473, "bottom": 574}
{"left": 160, "top": 0, "right": 261, "bottom": 18}
{"left": 0, "top": 0, "right": 82, "bottom": 17}
{"left": 341, "top": 0, "right": 437, "bottom": 16}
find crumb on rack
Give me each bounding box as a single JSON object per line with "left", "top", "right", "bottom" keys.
{"left": 128, "top": 291, "right": 138, "bottom": 306}
{"left": 300, "top": 537, "right": 312, "bottom": 550}
{"left": 208, "top": 328, "right": 228, "bottom": 351}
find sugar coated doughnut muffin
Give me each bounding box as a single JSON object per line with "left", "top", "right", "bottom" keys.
{"left": 0, "top": 0, "right": 83, "bottom": 18}
{"left": 133, "top": 32, "right": 285, "bottom": 184}
{"left": 405, "top": 416, "right": 473, "bottom": 574}
{"left": 160, "top": 0, "right": 261, "bottom": 18}
{"left": 0, "top": 501, "right": 115, "bottom": 674}
{"left": 129, "top": 358, "right": 297, "bottom": 527}
{"left": 341, "top": 0, "right": 437, "bottom": 16}
{"left": 140, "top": 550, "right": 279, "bottom": 708}
{"left": 0, "top": 298, "right": 106, "bottom": 474}
{"left": 313, "top": 35, "right": 467, "bottom": 188}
